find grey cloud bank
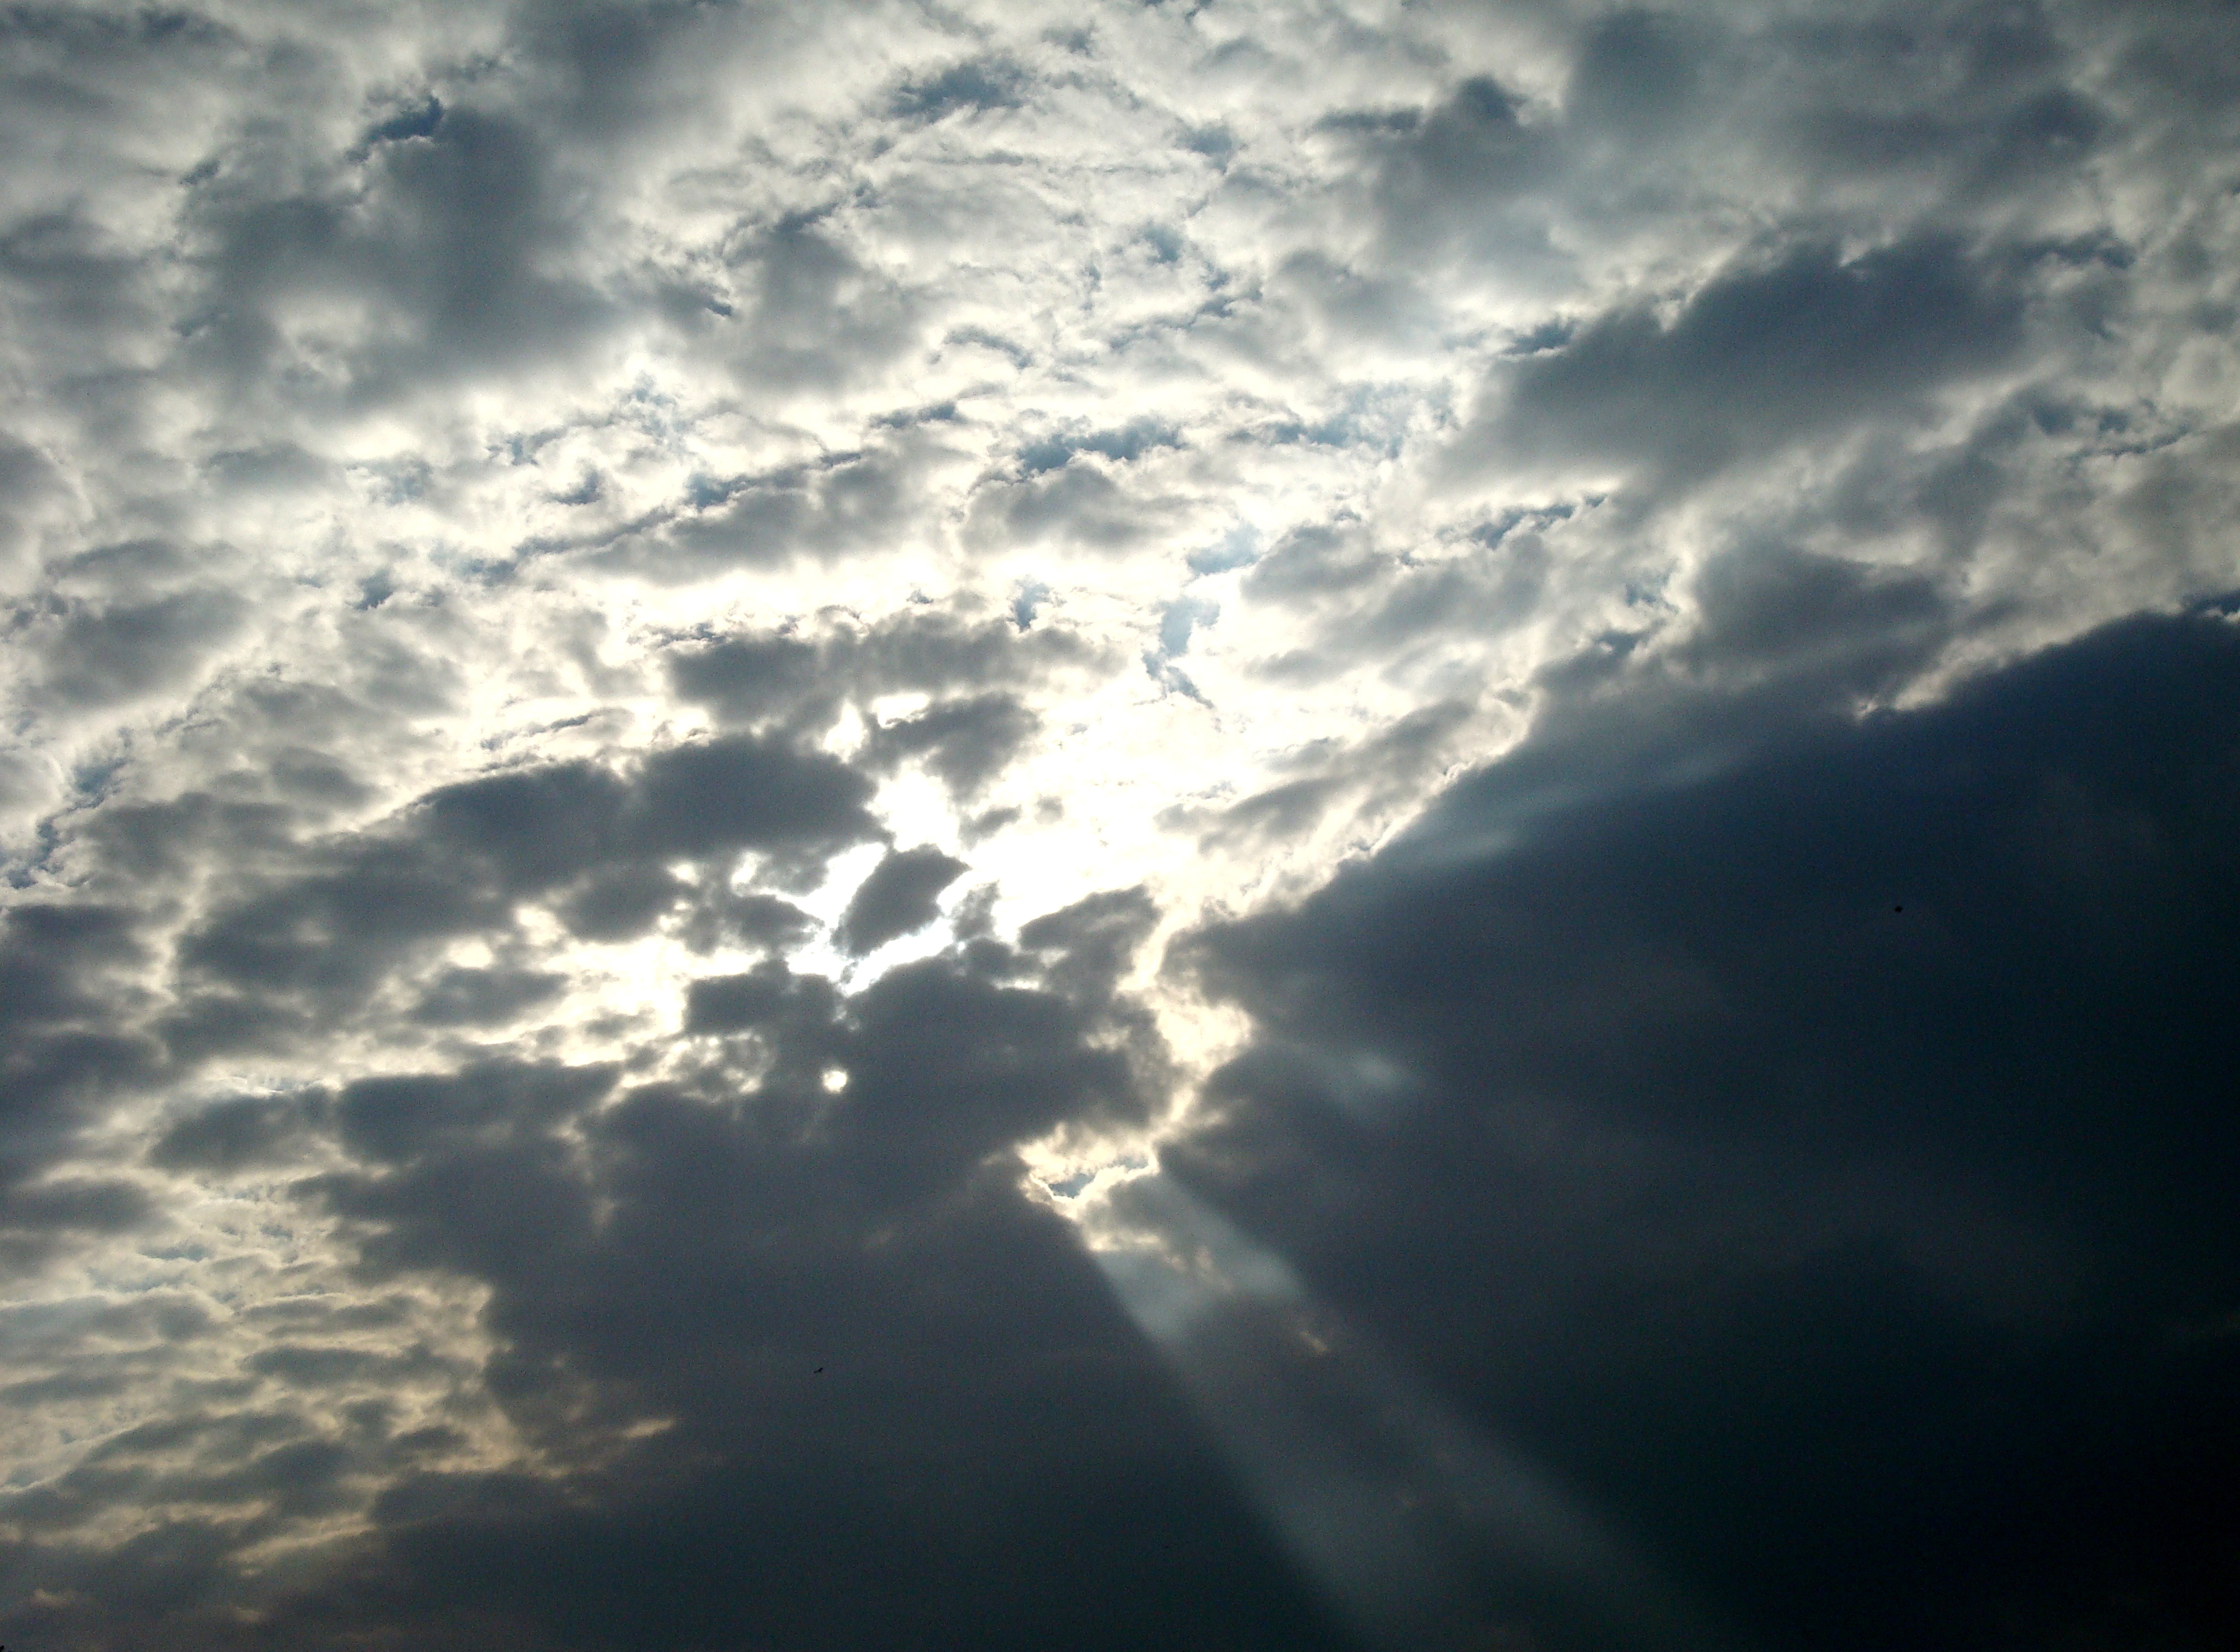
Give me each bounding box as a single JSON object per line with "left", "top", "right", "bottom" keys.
{"left": 1171, "top": 606, "right": 2240, "bottom": 1651}
{"left": 2, "top": 1, "right": 2237, "bottom": 1648}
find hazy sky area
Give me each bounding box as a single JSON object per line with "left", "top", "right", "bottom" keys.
{"left": 3, "top": 2, "right": 2239, "bottom": 1648}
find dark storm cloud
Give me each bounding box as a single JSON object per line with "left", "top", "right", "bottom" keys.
{"left": 1769, "top": 6, "right": 2123, "bottom": 195}
{"left": 505, "top": 0, "right": 743, "bottom": 138}
{"left": 1543, "top": 1, "right": 2134, "bottom": 203}
{"left": 1564, "top": 10, "right": 1701, "bottom": 144}
{"left": 683, "top": 955, "right": 841, "bottom": 1040}
{"left": 716, "top": 217, "right": 922, "bottom": 394}
{"left": 631, "top": 732, "right": 878, "bottom": 857}
{"left": 10, "top": 879, "right": 1285, "bottom": 1652}
{"left": 1016, "top": 883, "right": 1158, "bottom": 1005}
{"left": 1167, "top": 608, "right": 2240, "bottom": 1652}
{"left": 336, "top": 1060, "right": 619, "bottom": 1168}
{"left": 1674, "top": 541, "right": 1950, "bottom": 686}
{"left": 3, "top": 1402, "right": 370, "bottom": 1535}
{"left": 1459, "top": 539, "right": 1975, "bottom": 835}
{"left": 1337, "top": 1, "right": 2206, "bottom": 259}
{"left": 0, "top": 1176, "right": 150, "bottom": 1265}
{"left": 673, "top": 885, "right": 815, "bottom": 957}
{"left": 666, "top": 630, "right": 830, "bottom": 729}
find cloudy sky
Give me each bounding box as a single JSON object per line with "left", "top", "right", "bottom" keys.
{"left": 3, "top": 1, "right": 2238, "bottom": 1647}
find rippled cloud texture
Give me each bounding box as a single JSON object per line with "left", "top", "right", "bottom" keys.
{"left": 3, "top": 2, "right": 2238, "bottom": 1648}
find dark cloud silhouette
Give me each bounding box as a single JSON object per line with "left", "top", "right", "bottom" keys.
{"left": 2, "top": 890, "right": 1358, "bottom": 1651}
{"left": 183, "top": 102, "right": 610, "bottom": 400}
{"left": 666, "top": 631, "right": 828, "bottom": 728}
{"left": 715, "top": 220, "right": 922, "bottom": 396}
{"left": 684, "top": 955, "right": 840, "bottom": 1039}
{"left": 555, "top": 863, "right": 686, "bottom": 942}
{"left": 674, "top": 886, "right": 816, "bottom": 956}
{"left": 836, "top": 844, "right": 968, "bottom": 955}
{"left": 1565, "top": 12, "right": 1701, "bottom": 143}
{"left": 863, "top": 690, "right": 1041, "bottom": 796}
{"left": 148, "top": 1090, "right": 330, "bottom": 1174}
{"left": 162, "top": 732, "right": 879, "bottom": 1051}
{"left": 1017, "top": 884, "right": 1160, "bottom": 1005}
{"left": 1459, "top": 236, "right": 2029, "bottom": 494}
{"left": 408, "top": 965, "right": 570, "bottom": 1027}
{"left": 669, "top": 605, "right": 1104, "bottom": 735}
{"left": 1169, "top": 609, "right": 2240, "bottom": 1652}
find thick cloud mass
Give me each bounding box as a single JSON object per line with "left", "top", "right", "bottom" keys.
{"left": 1, "top": 1, "right": 2236, "bottom": 1647}
{"left": 1174, "top": 609, "right": 2240, "bottom": 1649}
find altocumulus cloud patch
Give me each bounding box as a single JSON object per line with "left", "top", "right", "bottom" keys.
{"left": 1, "top": 2, "right": 2237, "bottom": 1649}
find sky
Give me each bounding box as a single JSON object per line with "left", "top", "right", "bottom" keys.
{"left": 2, "top": 1, "right": 2238, "bottom": 1648}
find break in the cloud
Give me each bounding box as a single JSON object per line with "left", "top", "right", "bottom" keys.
{"left": 1, "top": 2, "right": 2236, "bottom": 1648}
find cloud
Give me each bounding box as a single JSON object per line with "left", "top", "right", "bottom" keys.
{"left": 0, "top": 901, "right": 163, "bottom": 1264}
{"left": 49, "top": 726, "right": 878, "bottom": 1097}
{"left": 179, "top": 100, "right": 615, "bottom": 405}
{"left": 1167, "top": 608, "right": 2240, "bottom": 1650}
{"left": 889, "top": 54, "right": 1034, "bottom": 124}
{"left": 1453, "top": 235, "right": 2030, "bottom": 497}
{"left": 148, "top": 1090, "right": 329, "bottom": 1174}
{"left": 966, "top": 459, "right": 1183, "bottom": 554}
{"left": 669, "top": 605, "right": 1105, "bottom": 734}
{"left": 835, "top": 844, "right": 968, "bottom": 955}
{"left": 863, "top": 691, "right": 1041, "bottom": 796}
{"left": 0, "top": 0, "right": 2235, "bottom": 1647}
{"left": 24, "top": 588, "right": 249, "bottom": 711}
{"left": 189, "top": 903, "right": 1276, "bottom": 1651}
{"left": 1356, "top": 73, "right": 1556, "bottom": 253}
